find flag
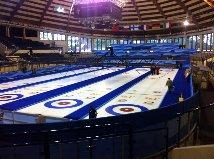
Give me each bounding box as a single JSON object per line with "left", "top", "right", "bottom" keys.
{"left": 143, "top": 24, "right": 147, "bottom": 31}
{"left": 152, "top": 23, "right": 161, "bottom": 29}
{"left": 166, "top": 22, "right": 170, "bottom": 28}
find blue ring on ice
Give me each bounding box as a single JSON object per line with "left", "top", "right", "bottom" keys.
{"left": 0, "top": 94, "right": 23, "bottom": 101}
{"left": 106, "top": 104, "right": 148, "bottom": 116}
{"left": 44, "top": 99, "right": 83, "bottom": 109}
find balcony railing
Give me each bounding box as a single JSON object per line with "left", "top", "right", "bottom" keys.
{"left": 0, "top": 91, "right": 204, "bottom": 159}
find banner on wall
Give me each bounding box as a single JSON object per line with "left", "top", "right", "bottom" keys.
{"left": 165, "top": 22, "right": 170, "bottom": 29}
{"left": 112, "top": 24, "right": 120, "bottom": 32}
{"left": 143, "top": 24, "right": 147, "bottom": 31}
{"left": 152, "top": 23, "right": 161, "bottom": 29}
{"left": 123, "top": 25, "right": 130, "bottom": 31}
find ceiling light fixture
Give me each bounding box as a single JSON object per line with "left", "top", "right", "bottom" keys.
{"left": 183, "top": 19, "right": 189, "bottom": 26}
{"left": 56, "top": 6, "right": 65, "bottom": 13}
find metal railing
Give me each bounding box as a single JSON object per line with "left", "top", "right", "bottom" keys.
{"left": 0, "top": 91, "right": 209, "bottom": 159}
{"left": 0, "top": 109, "right": 69, "bottom": 124}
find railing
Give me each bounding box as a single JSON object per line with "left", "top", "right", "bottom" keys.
{"left": 15, "top": 49, "right": 62, "bottom": 54}
{"left": 0, "top": 91, "right": 203, "bottom": 159}
{"left": 0, "top": 42, "right": 7, "bottom": 54}
{"left": 0, "top": 109, "right": 69, "bottom": 124}
{"left": 0, "top": 62, "right": 66, "bottom": 75}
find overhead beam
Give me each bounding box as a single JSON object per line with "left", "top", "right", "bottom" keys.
{"left": 9, "top": 0, "right": 26, "bottom": 21}
{"left": 131, "top": 0, "right": 143, "bottom": 21}
{"left": 174, "top": 0, "right": 200, "bottom": 28}
{"left": 66, "top": 2, "right": 75, "bottom": 31}
{"left": 203, "top": 0, "right": 214, "bottom": 7}
{"left": 152, "top": 0, "right": 167, "bottom": 20}
{"left": 152, "top": 0, "right": 172, "bottom": 33}
{"left": 39, "top": 0, "right": 53, "bottom": 25}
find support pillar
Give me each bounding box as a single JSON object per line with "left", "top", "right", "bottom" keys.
{"left": 199, "top": 34, "right": 203, "bottom": 53}
{"left": 23, "top": 28, "right": 26, "bottom": 39}
{"left": 91, "top": 37, "right": 95, "bottom": 51}
{"left": 212, "top": 27, "right": 214, "bottom": 53}
{"left": 183, "top": 33, "right": 188, "bottom": 48}
{"left": 6, "top": 26, "right": 10, "bottom": 37}
{"left": 64, "top": 35, "right": 69, "bottom": 52}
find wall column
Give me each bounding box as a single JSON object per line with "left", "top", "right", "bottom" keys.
{"left": 65, "top": 35, "right": 68, "bottom": 52}
{"left": 6, "top": 26, "right": 10, "bottom": 37}
{"left": 91, "top": 37, "right": 94, "bottom": 51}
{"left": 90, "top": 37, "right": 93, "bottom": 52}
{"left": 23, "top": 28, "right": 26, "bottom": 39}
{"left": 183, "top": 33, "right": 188, "bottom": 48}
{"left": 212, "top": 27, "right": 214, "bottom": 53}
{"left": 199, "top": 34, "right": 203, "bottom": 53}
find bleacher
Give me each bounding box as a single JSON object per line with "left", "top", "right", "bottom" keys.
{"left": 93, "top": 43, "right": 197, "bottom": 58}
{"left": 33, "top": 53, "right": 67, "bottom": 63}
{"left": 0, "top": 53, "right": 13, "bottom": 67}
{"left": 0, "top": 36, "right": 68, "bottom": 64}
{"left": 87, "top": 43, "right": 195, "bottom": 68}
{"left": 0, "top": 36, "right": 50, "bottom": 50}
{"left": 0, "top": 65, "right": 79, "bottom": 83}
{"left": 207, "top": 61, "right": 214, "bottom": 71}
{"left": 0, "top": 53, "right": 9, "bottom": 62}
{"left": 207, "top": 59, "right": 214, "bottom": 88}
{"left": 12, "top": 52, "right": 67, "bottom": 63}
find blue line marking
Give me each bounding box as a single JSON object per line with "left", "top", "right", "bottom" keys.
{"left": 0, "top": 67, "right": 103, "bottom": 93}
{"left": 66, "top": 71, "right": 151, "bottom": 120}
{"left": 0, "top": 65, "right": 79, "bottom": 84}
{"left": 160, "top": 68, "right": 192, "bottom": 108}
{"left": 0, "top": 67, "right": 133, "bottom": 111}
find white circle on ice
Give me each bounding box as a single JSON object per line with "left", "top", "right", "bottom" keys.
{"left": 44, "top": 99, "right": 83, "bottom": 109}
{"left": 0, "top": 94, "right": 23, "bottom": 101}
{"left": 51, "top": 100, "right": 77, "bottom": 107}
{"left": 112, "top": 105, "right": 142, "bottom": 114}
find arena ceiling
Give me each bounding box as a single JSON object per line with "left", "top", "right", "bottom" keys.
{"left": 0, "top": 0, "right": 213, "bottom": 34}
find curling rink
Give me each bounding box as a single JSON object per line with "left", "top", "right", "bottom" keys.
{"left": 0, "top": 66, "right": 192, "bottom": 120}
{"left": 93, "top": 68, "right": 178, "bottom": 119}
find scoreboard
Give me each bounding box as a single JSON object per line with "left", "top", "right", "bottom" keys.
{"left": 73, "top": 2, "right": 122, "bottom": 20}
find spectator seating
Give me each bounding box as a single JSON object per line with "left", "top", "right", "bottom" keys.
{"left": 0, "top": 53, "right": 12, "bottom": 66}
{"left": 207, "top": 61, "right": 214, "bottom": 71}
{"left": 93, "top": 43, "right": 197, "bottom": 57}
{"left": 14, "top": 52, "right": 68, "bottom": 63}
{"left": 0, "top": 36, "right": 50, "bottom": 50}
{"left": 0, "top": 65, "right": 77, "bottom": 83}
